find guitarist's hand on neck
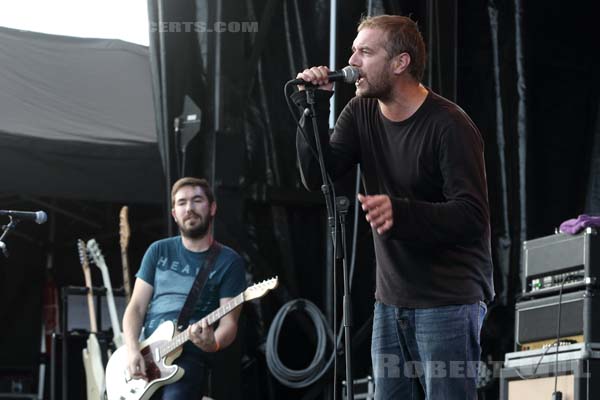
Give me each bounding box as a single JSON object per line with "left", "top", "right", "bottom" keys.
{"left": 188, "top": 319, "right": 219, "bottom": 352}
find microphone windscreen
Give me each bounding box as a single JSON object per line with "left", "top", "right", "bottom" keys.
{"left": 341, "top": 66, "right": 360, "bottom": 83}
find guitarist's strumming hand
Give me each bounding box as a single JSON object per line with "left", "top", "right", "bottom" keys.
{"left": 127, "top": 347, "right": 147, "bottom": 380}
{"left": 188, "top": 319, "right": 219, "bottom": 352}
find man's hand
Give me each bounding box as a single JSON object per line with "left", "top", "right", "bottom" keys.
{"left": 127, "top": 347, "right": 147, "bottom": 380}
{"left": 357, "top": 194, "right": 394, "bottom": 235}
{"left": 296, "top": 66, "right": 334, "bottom": 91}
{"left": 188, "top": 319, "right": 219, "bottom": 352}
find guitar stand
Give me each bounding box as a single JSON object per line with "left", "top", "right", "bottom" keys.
{"left": 54, "top": 285, "right": 124, "bottom": 400}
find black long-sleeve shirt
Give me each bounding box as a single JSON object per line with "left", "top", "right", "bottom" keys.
{"left": 294, "top": 89, "right": 494, "bottom": 307}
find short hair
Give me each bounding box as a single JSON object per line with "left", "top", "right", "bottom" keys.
{"left": 171, "top": 177, "right": 214, "bottom": 207}
{"left": 358, "top": 15, "right": 427, "bottom": 82}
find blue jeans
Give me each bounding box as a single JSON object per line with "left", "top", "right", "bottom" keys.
{"left": 371, "top": 301, "right": 487, "bottom": 400}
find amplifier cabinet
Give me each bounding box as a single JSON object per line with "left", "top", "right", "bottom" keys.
{"left": 500, "top": 359, "right": 600, "bottom": 400}
{"left": 515, "top": 289, "right": 600, "bottom": 347}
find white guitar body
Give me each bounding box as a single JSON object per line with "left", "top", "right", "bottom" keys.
{"left": 83, "top": 334, "right": 106, "bottom": 400}
{"left": 105, "top": 277, "right": 279, "bottom": 400}
{"left": 105, "top": 320, "right": 183, "bottom": 400}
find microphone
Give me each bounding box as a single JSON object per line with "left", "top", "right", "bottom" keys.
{"left": 0, "top": 210, "right": 48, "bottom": 224}
{"left": 290, "top": 66, "right": 360, "bottom": 85}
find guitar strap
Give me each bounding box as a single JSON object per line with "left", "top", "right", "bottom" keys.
{"left": 177, "top": 240, "right": 222, "bottom": 331}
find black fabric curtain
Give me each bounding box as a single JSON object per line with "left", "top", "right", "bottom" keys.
{"left": 587, "top": 104, "right": 600, "bottom": 213}
{"left": 145, "top": 0, "right": 600, "bottom": 398}
{"left": 147, "top": 0, "right": 210, "bottom": 234}
{"left": 486, "top": 0, "right": 527, "bottom": 306}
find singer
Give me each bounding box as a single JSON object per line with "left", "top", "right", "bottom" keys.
{"left": 292, "top": 15, "right": 494, "bottom": 400}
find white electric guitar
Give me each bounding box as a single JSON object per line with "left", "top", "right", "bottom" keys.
{"left": 87, "top": 239, "right": 125, "bottom": 348}
{"left": 78, "top": 239, "right": 105, "bottom": 400}
{"left": 105, "top": 277, "right": 279, "bottom": 400}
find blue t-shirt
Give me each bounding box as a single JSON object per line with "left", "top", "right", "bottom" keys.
{"left": 136, "top": 236, "right": 246, "bottom": 338}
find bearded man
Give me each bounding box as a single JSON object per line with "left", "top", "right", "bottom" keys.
{"left": 122, "top": 177, "right": 246, "bottom": 399}
{"left": 294, "top": 15, "right": 494, "bottom": 400}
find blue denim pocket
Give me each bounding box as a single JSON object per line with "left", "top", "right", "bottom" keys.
{"left": 415, "top": 304, "right": 469, "bottom": 342}
{"left": 478, "top": 301, "right": 488, "bottom": 331}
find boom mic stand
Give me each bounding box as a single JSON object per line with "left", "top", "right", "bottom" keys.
{"left": 0, "top": 216, "right": 18, "bottom": 258}
{"left": 304, "top": 88, "right": 354, "bottom": 399}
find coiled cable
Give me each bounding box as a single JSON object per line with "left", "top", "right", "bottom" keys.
{"left": 266, "top": 299, "right": 335, "bottom": 388}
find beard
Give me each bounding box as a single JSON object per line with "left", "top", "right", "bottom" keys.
{"left": 355, "top": 64, "right": 394, "bottom": 100}
{"left": 177, "top": 212, "right": 212, "bottom": 239}
{"left": 357, "top": 74, "right": 393, "bottom": 100}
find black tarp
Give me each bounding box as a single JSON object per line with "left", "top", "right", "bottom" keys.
{"left": 0, "top": 27, "right": 163, "bottom": 203}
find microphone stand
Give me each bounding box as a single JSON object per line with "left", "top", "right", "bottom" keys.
{"left": 304, "top": 88, "right": 354, "bottom": 399}
{"left": 0, "top": 216, "right": 19, "bottom": 258}
{"left": 336, "top": 196, "right": 354, "bottom": 400}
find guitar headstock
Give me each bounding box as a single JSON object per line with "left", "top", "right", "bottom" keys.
{"left": 243, "top": 277, "right": 279, "bottom": 301}
{"left": 77, "top": 239, "right": 90, "bottom": 273}
{"left": 86, "top": 239, "right": 107, "bottom": 272}
{"left": 78, "top": 239, "right": 94, "bottom": 299}
{"left": 119, "top": 206, "right": 130, "bottom": 252}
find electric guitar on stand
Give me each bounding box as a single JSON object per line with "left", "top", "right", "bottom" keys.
{"left": 105, "top": 277, "right": 279, "bottom": 400}
{"left": 119, "top": 206, "right": 132, "bottom": 304}
{"left": 78, "top": 239, "right": 105, "bottom": 400}
{"left": 87, "top": 239, "right": 124, "bottom": 349}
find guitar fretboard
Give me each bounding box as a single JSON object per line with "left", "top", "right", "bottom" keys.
{"left": 121, "top": 250, "right": 131, "bottom": 302}
{"left": 159, "top": 292, "right": 245, "bottom": 356}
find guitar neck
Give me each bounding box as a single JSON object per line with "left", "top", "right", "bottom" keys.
{"left": 119, "top": 205, "right": 132, "bottom": 303}
{"left": 88, "top": 238, "right": 125, "bottom": 348}
{"left": 83, "top": 271, "right": 98, "bottom": 334}
{"left": 120, "top": 250, "right": 131, "bottom": 303}
{"left": 97, "top": 264, "right": 124, "bottom": 347}
{"left": 160, "top": 292, "right": 245, "bottom": 356}
{"left": 78, "top": 240, "right": 99, "bottom": 335}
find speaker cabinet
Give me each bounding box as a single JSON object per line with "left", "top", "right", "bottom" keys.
{"left": 500, "top": 359, "right": 600, "bottom": 400}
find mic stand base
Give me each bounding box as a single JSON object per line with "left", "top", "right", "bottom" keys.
{"left": 337, "top": 196, "right": 354, "bottom": 400}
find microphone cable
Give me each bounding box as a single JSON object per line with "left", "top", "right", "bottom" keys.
{"left": 513, "top": 273, "right": 578, "bottom": 400}
{"left": 284, "top": 81, "right": 324, "bottom": 164}
{"left": 551, "top": 273, "right": 582, "bottom": 400}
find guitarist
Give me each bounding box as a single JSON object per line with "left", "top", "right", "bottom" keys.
{"left": 122, "top": 177, "right": 246, "bottom": 399}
